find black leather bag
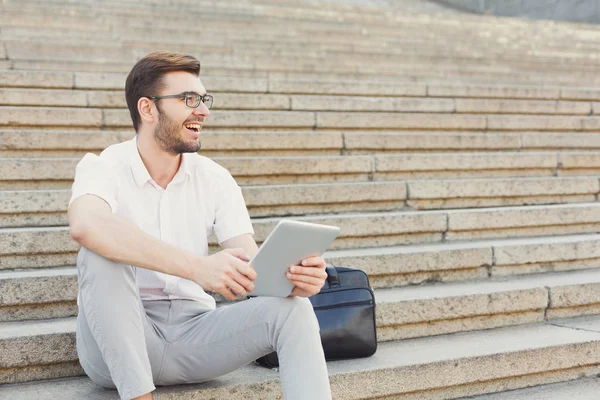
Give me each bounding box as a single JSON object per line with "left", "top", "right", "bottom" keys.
{"left": 256, "top": 265, "right": 377, "bottom": 368}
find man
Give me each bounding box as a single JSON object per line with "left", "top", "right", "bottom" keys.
{"left": 68, "top": 51, "right": 331, "bottom": 400}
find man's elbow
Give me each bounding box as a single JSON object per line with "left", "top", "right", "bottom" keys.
{"left": 69, "top": 218, "right": 90, "bottom": 245}
{"left": 68, "top": 207, "right": 94, "bottom": 246}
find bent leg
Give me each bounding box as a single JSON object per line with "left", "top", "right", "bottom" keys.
{"left": 76, "top": 247, "right": 164, "bottom": 400}
{"left": 160, "top": 297, "right": 331, "bottom": 400}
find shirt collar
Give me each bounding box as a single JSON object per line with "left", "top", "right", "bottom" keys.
{"left": 130, "top": 135, "right": 192, "bottom": 188}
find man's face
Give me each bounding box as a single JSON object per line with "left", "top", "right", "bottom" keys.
{"left": 152, "top": 71, "right": 210, "bottom": 155}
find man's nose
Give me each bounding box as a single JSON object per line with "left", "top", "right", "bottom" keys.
{"left": 192, "top": 102, "right": 210, "bottom": 117}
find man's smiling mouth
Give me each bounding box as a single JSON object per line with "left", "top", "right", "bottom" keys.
{"left": 184, "top": 122, "right": 202, "bottom": 133}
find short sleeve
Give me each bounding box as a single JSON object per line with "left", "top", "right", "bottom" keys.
{"left": 69, "top": 153, "right": 119, "bottom": 213}
{"left": 213, "top": 170, "right": 254, "bottom": 243}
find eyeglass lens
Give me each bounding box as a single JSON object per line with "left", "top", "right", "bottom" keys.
{"left": 186, "top": 94, "right": 213, "bottom": 109}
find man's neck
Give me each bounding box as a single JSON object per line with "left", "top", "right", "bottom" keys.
{"left": 136, "top": 132, "right": 181, "bottom": 189}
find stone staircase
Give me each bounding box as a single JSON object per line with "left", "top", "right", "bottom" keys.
{"left": 4, "top": 0, "right": 600, "bottom": 398}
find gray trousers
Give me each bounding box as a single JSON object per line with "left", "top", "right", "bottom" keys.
{"left": 75, "top": 247, "right": 332, "bottom": 400}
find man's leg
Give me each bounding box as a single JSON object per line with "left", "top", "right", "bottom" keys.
{"left": 76, "top": 247, "right": 165, "bottom": 400}
{"left": 158, "top": 297, "right": 331, "bottom": 400}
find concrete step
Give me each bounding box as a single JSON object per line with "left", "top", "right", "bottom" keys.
{"left": 11, "top": 200, "right": 600, "bottom": 251}
{"left": 6, "top": 30, "right": 583, "bottom": 61}
{"left": 4, "top": 34, "right": 600, "bottom": 81}
{"left": 5, "top": 30, "right": 577, "bottom": 67}
{"left": 464, "top": 376, "right": 600, "bottom": 399}
{"left": 0, "top": 155, "right": 374, "bottom": 188}
{"left": 329, "top": 233, "right": 600, "bottom": 287}
{"left": 0, "top": 0, "right": 588, "bottom": 34}
{"left": 9, "top": 56, "right": 600, "bottom": 87}
{"left": 0, "top": 11, "right": 591, "bottom": 46}
{"left": 0, "top": 70, "right": 272, "bottom": 93}
{"left": 1, "top": 16, "right": 594, "bottom": 55}
{"left": 3, "top": 202, "right": 600, "bottom": 267}
{"left": 1, "top": 176, "right": 599, "bottom": 227}
{"left": 2, "top": 319, "right": 600, "bottom": 397}
{"left": 0, "top": 181, "right": 409, "bottom": 223}
{"left": 3, "top": 68, "right": 600, "bottom": 101}
{"left": 0, "top": 129, "right": 346, "bottom": 158}
{"left": 6, "top": 151, "right": 600, "bottom": 189}
{"left": 5, "top": 223, "right": 600, "bottom": 286}
{"left": 5, "top": 105, "right": 600, "bottom": 131}
{"left": 7, "top": 37, "right": 600, "bottom": 76}
{"left": 2, "top": 88, "right": 598, "bottom": 116}
{"left": 347, "top": 131, "right": 600, "bottom": 153}
{"left": 0, "top": 9, "right": 578, "bottom": 47}
{"left": 0, "top": 203, "right": 600, "bottom": 269}
{"left": 2, "top": 0, "right": 589, "bottom": 47}
{"left": 8, "top": 53, "right": 600, "bottom": 85}
{"left": 5, "top": 257, "right": 600, "bottom": 339}
{"left": 3, "top": 13, "right": 600, "bottom": 60}
{"left": 6, "top": 129, "right": 600, "bottom": 159}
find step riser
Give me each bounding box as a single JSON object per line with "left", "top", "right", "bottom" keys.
{"left": 0, "top": 302, "right": 77, "bottom": 323}
{"left": 0, "top": 362, "right": 83, "bottom": 386}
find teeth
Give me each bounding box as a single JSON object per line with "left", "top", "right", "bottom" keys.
{"left": 184, "top": 123, "right": 201, "bottom": 130}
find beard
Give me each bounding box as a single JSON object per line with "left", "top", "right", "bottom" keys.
{"left": 153, "top": 109, "right": 201, "bottom": 155}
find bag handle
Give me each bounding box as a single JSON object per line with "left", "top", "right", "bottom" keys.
{"left": 326, "top": 265, "right": 340, "bottom": 288}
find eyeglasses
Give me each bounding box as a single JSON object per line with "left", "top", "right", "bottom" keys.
{"left": 149, "top": 92, "right": 213, "bottom": 109}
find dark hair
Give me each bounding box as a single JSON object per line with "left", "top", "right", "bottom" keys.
{"left": 125, "top": 51, "right": 201, "bottom": 131}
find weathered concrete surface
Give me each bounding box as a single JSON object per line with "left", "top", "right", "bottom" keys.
{"left": 465, "top": 376, "right": 600, "bottom": 399}
{"left": 3, "top": 322, "right": 600, "bottom": 397}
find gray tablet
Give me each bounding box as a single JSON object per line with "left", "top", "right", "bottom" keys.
{"left": 249, "top": 220, "right": 341, "bottom": 297}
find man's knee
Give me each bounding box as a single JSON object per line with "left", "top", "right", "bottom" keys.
{"left": 268, "top": 297, "right": 319, "bottom": 333}
{"left": 78, "top": 247, "right": 131, "bottom": 278}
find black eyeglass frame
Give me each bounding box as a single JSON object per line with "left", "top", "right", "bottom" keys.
{"left": 148, "top": 92, "right": 213, "bottom": 109}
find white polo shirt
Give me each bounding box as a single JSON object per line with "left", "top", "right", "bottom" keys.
{"left": 69, "top": 135, "right": 254, "bottom": 310}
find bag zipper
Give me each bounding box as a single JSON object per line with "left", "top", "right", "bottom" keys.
{"left": 313, "top": 299, "right": 374, "bottom": 311}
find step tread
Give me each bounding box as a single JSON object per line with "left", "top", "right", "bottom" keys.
{"left": 464, "top": 376, "right": 600, "bottom": 399}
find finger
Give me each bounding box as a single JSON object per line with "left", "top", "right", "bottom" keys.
{"left": 289, "top": 265, "right": 328, "bottom": 279}
{"left": 231, "top": 269, "right": 255, "bottom": 293}
{"left": 218, "top": 286, "right": 238, "bottom": 301}
{"left": 227, "top": 248, "right": 250, "bottom": 262}
{"left": 287, "top": 272, "right": 324, "bottom": 287}
{"left": 289, "top": 287, "right": 309, "bottom": 298}
{"left": 225, "top": 277, "right": 248, "bottom": 298}
{"left": 233, "top": 257, "right": 257, "bottom": 280}
{"left": 300, "top": 256, "right": 326, "bottom": 267}
{"left": 290, "top": 280, "right": 321, "bottom": 294}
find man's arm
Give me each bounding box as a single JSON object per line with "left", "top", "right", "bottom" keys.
{"left": 69, "top": 194, "right": 255, "bottom": 300}
{"left": 220, "top": 234, "right": 259, "bottom": 259}
{"left": 69, "top": 194, "right": 198, "bottom": 279}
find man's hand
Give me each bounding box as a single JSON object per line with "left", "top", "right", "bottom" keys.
{"left": 287, "top": 256, "right": 328, "bottom": 297}
{"left": 190, "top": 248, "right": 257, "bottom": 301}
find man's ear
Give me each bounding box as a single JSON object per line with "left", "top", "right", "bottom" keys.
{"left": 138, "top": 97, "right": 155, "bottom": 124}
